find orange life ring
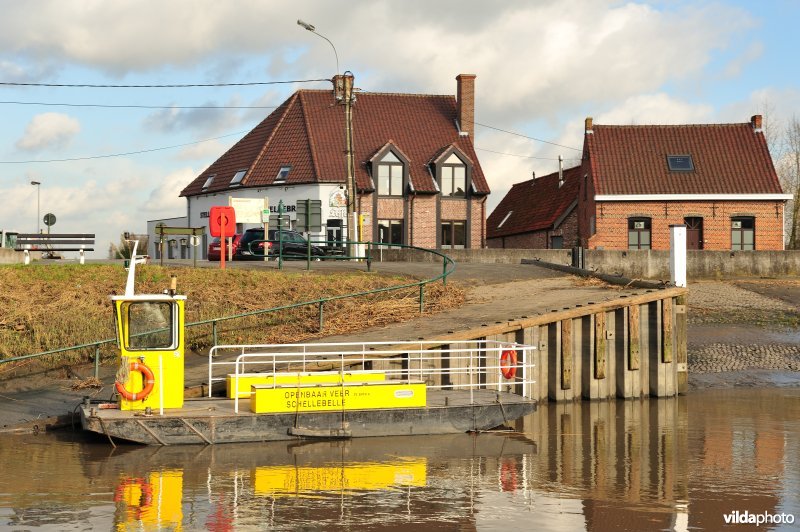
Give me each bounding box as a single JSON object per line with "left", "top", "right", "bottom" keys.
{"left": 114, "top": 477, "right": 153, "bottom": 508}
{"left": 115, "top": 361, "right": 155, "bottom": 401}
{"left": 500, "top": 349, "right": 517, "bottom": 380}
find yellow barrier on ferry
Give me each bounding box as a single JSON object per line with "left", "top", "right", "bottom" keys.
{"left": 226, "top": 371, "right": 386, "bottom": 399}
{"left": 250, "top": 381, "right": 427, "bottom": 414}
{"left": 253, "top": 459, "right": 427, "bottom": 496}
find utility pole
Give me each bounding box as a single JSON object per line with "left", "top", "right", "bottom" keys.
{"left": 296, "top": 20, "right": 357, "bottom": 256}
{"left": 339, "top": 72, "right": 357, "bottom": 254}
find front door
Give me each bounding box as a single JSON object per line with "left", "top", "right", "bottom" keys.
{"left": 684, "top": 217, "right": 703, "bottom": 250}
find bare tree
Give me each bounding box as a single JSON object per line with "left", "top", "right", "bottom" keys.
{"left": 781, "top": 115, "right": 800, "bottom": 249}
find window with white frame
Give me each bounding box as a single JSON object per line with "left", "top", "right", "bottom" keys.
{"left": 230, "top": 169, "right": 247, "bottom": 186}
{"left": 275, "top": 166, "right": 291, "bottom": 183}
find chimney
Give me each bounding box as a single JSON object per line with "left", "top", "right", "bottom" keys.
{"left": 585, "top": 117, "right": 594, "bottom": 134}
{"left": 456, "top": 74, "right": 476, "bottom": 137}
{"left": 751, "top": 114, "right": 763, "bottom": 132}
{"left": 558, "top": 155, "right": 564, "bottom": 188}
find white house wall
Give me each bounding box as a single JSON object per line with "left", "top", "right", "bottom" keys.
{"left": 186, "top": 183, "right": 349, "bottom": 259}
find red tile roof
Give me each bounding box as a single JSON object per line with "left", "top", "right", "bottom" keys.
{"left": 487, "top": 166, "right": 581, "bottom": 238}
{"left": 181, "top": 89, "right": 489, "bottom": 197}
{"left": 585, "top": 120, "right": 783, "bottom": 195}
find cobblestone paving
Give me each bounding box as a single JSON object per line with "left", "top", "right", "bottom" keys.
{"left": 689, "top": 344, "right": 800, "bottom": 373}
{"left": 688, "top": 280, "right": 800, "bottom": 378}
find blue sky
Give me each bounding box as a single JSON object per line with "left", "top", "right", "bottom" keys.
{"left": 0, "top": 0, "right": 797, "bottom": 256}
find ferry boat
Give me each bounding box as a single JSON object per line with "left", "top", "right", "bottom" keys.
{"left": 79, "top": 245, "right": 537, "bottom": 445}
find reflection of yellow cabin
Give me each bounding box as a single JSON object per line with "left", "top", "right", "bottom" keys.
{"left": 253, "top": 460, "right": 427, "bottom": 496}
{"left": 115, "top": 470, "right": 183, "bottom": 531}
{"left": 114, "top": 244, "right": 186, "bottom": 411}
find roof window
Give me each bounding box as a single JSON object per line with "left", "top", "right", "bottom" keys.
{"left": 497, "top": 211, "right": 513, "bottom": 228}
{"left": 202, "top": 175, "right": 215, "bottom": 190}
{"left": 275, "top": 166, "right": 291, "bottom": 183}
{"left": 230, "top": 169, "right": 247, "bottom": 186}
{"left": 667, "top": 155, "right": 694, "bottom": 172}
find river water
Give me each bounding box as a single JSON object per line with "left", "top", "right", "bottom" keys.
{"left": 1, "top": 388, "right": 798, "bottom": 531}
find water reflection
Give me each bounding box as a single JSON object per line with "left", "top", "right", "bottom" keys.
{"left": 0, "top": 388, "right": 798, "bottom": 530}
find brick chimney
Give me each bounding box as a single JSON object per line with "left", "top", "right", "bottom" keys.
{"left": 751, "top": 114, "right": 763, "bottom": 131}
{"left": 456, "top": 74, "right": 476, "bottom": 137}
{"left": 585, "top": 117, "right": 594, "bottom": 134}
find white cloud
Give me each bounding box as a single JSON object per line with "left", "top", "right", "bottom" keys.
{"left": 176, "top": 139, "right": 232, "bottom": 161}
{"left": 143, "top": 99, "right": 242, "bottom": 135}
{"left": 141, "top": 168, "right": 196, "bottom": 214}
{"left": 723, "top": 41, "right": 764, "bottom": 78}
{"left": 593, "top": 93, "right": 714, "bottom": 125}
{"left": 15, "top": 113, "right": 81, "bottom": 151}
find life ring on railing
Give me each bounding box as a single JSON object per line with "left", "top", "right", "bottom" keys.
{"left": 115, "top": 361, "right": 155, "bottom": 401}
{"left": 500, "top": 349, "right": 517, "bottom": 380}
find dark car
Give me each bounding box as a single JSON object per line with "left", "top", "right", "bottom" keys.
{"left": 207, "top": 234, "right": 242, "bottom": 261}
{"left": 234, "top": 228, "right": 326, "bottom": 260}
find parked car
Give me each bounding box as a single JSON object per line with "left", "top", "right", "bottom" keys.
{"left": 234, "top": 228, "right": 326, "bottom": 260}
{"left": 207, "top": 234, "right": 242, "bottom": 261}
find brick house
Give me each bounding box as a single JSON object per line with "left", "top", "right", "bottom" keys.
{"left": 486, "top": 165, "right": 581, "bottom": 249}
{"left": 579, "top": 115, "right": 791, "bottom": 250}
{"left": 179, "top": 74, "right": 490, "bottom": 257}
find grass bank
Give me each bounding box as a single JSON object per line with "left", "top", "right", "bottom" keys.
{"left": 0, "top": 264, "right": 463, "bottom": 373}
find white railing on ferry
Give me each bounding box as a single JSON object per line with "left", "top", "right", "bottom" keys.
{"left": 207, "top": 340, "right": 536, "bottom": 414}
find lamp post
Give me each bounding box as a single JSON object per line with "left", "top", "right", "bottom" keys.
{"left": 30, "top": 181, "right": 41, "bottom": 234}
{"left": 296, "top": 19, "right": 339, "bottom": 75}
{"left": 296, "top": 20, "right": 357, "bottom": 255}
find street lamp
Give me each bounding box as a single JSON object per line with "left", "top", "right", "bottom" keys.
{"left": 296, "top": 20, "right": 357, "bottom": 256}
{"left": 296, "top": 19, "right": 339, "bottom": 75}
{"left": 30, "top": 181, "right": 41, "bottom": 234}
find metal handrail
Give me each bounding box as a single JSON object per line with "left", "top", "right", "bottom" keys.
{"left": 0, "top": 242, "right": 456, "bottom": 377}
{"left": 211, "top": 340, "right": 534, "bottom": 414}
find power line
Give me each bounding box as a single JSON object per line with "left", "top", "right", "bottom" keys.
{"left": 0, "top": 130, "right": 249, "bottom": 164}
{"left": 475, "top": 121, "right": 583, "bottom": 151}
{"left": 476, "top": 146, "right": 581, "bottom": 161}
{"left": 0, "top": 100, "right": 278, "bottom": 110}
{"left": 0, "top": 78, "right": 331, "bottom": 88}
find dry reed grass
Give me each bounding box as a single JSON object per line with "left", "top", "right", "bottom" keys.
{"left": 0, "top": 264, "right": 464, "bottom": 371}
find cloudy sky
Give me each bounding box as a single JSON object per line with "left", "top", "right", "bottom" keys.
{"left": 1, "top": 0, "right": 798, "bottom": 257}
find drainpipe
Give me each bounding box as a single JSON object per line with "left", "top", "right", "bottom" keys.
{"left": 409, "top": 192, "right": 416, "bottom": 246}
{"left": 480, "top": 195, "right": 487, "bottom": 248}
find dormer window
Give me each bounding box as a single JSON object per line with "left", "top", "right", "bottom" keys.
{"left": 230, "top": 169, "right": 247, "bottom": 186}
{"left": 202, "top": 175, "right": 215, "bottom": 190}
{"left": 667, "top": 155, "right": 694, "bottom": 172}
{"left": 441, "top": 153, "right": 466, "bottom": 197}
{"left": 275, "top": 166, "right": 291, "bottom": 184}
{"left": 378, "top": 151, "right": 404, "bottom": 196}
